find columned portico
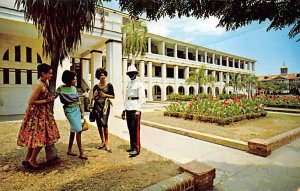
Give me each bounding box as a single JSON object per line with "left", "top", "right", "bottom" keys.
{"left": 161, "top": 63, "right": 167, "bottom": 100}
{"left": 174, "top": 65, "right": 179, "bottom": 94}
{"left": 139, "top": 60, "right": 145, "bottom": 83}
{"left": 90, "top": 50, "right": 102, "bottom": 88}
{"left": 105, "top": 40, "right": 122, "bottom": 108}
{"left": 147, "top": 61, "right": 153, "bottom": 101}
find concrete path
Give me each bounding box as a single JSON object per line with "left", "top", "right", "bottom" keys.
{"left": 105, "top": 107, "right": 300, "bottom": 191}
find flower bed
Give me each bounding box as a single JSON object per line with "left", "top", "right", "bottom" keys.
{"left": 164, "top": 96, "right": 267, "bottom": 125}
{"left": 255, "top": 95, "right": 300, "bottom": 109}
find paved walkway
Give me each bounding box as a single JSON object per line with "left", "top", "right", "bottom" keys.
{"left": 105, "top": 107, "right": 300, "bottom": 191}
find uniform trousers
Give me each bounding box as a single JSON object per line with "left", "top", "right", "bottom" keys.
{"left": 125, "top": 110, "right": 141, "bottom": 153}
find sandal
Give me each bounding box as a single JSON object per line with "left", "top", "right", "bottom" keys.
{"left": 104, "top": 146, "right": 112, "bottom": 153}
{"left": 79, "top": 155, "right": 88, "bottom": 160}
{"left": 22, "top": 160, "right": 29, "bottom": 167}
{"left": 98, "top": 143, "right": 105, "bottom": 150}
{"left": 67, "top": 152, "right": 77, "bottom": 156}
{"left": 27, "top": 161, "right": 40, "bottom": 170}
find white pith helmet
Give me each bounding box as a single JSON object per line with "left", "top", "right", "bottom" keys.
{"left": 126, "top": 65, "right": 139, "bottom": 75}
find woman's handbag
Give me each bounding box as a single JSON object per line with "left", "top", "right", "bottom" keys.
{"left": 82, "top": 119, "right": 89, "bottom": 131}
{"left": 89, "top": 100, "right": 96, "bottom": 122}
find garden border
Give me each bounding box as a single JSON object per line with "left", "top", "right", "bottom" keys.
{"left": 163, "top": 111, "right": 267, "bottom": 125}
{"left": 139, "top": 118, "right": 300, "bottom": 157}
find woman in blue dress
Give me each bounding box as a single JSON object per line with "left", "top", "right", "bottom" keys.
{"left": 57, "top": 70, "right": 87, "bottom": 159}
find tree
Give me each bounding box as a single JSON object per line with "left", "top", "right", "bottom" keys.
{"left": 15, "top": 0, "right": 105, "bottom": 93}
{"left": 121, "top": 18, "right": 148, "bottom": 66}
{"left": 242, "top": 74, "right": 258, "bottom": 98}
{"left": 119, "top": 0, "right": 300, "bottom": 41}
{"left": 229, "top": 73, "right": 242, "bottom": 94}
{"left": 186, "top": 65, "right": 213, "bottom": 94}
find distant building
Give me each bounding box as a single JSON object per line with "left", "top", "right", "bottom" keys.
{"left": 257, "top": 64, "right": 300, "bottom": 95}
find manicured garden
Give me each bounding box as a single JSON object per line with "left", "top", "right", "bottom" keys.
{"left": 165, "top": 94, "right": 267, "bottom": 125}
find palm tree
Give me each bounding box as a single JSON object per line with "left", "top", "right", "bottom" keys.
{"left": 121, "top": 18, "right": 148, "bottom": 66}
{"left": 229, "top": 73, "right": 242, "bottom": 94}
{"left": 15, "top": 0, "right": 105, "bottom": 92}
{"left": 186, "top": 65, "right": 209, "bottom": 95}
{"left": 243, "top": 74, "right": 258, "bottom": 98}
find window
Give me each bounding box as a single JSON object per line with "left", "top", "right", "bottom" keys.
{"left": 15, "top": 45, "right": 21, "bottom": 62}
{"left": 37, "top": 53, "right": 42, "bottom": 63}
{"left": 3, "top": 68, "right": 9, "bottom": 84}
{"left": 3, "top": 50, "right": 9, "bottom": 60}
{"left": 178, "top": 69, "right": 184, "bottom": 79}
{"left": 155, "top": 66, "right": 161, "bottom": 77}
{"left": 27, "top": 70, "right": 32, "bottom": 84}
{"left": 15, "top": 69, "right": 21, "bottom": 84}
{"left": 26, "top": 47, "right": 32, "bottom": 63}
{"left": 167, "top": 67, "right": 174, "bottom": 78}
{"left": 177, "top": 50, "right": 184, "bottom": 59}
{"left": 166, "top": 48, "right": 174, "bottom": 57}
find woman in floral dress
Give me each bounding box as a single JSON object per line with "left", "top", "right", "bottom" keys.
{"left": 17, "top": 63, "right": 60, "bottom": 169}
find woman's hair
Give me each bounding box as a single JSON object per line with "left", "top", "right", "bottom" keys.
{"left": 95, "top": 68, "right": 107, "bottom": 79}
{"left": 37, "top": 63, "right": 52, "bottom": 77}
{"left": 62, "top": 70, "right": 76, "bottom": 84}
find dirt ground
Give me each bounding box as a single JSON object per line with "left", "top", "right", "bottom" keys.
{"left": 142, "top": 112, "right": 300, "bottom": 142}
{"left": 0, "top": 120, "right": 179, "bottom": 191}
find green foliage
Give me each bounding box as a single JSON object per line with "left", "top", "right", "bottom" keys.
{"left": 119, "top": 0, "right": 300, "bottom": 41}
{"left": 121, "top": 18, "right": 147, "bottom": 65}
{"left": 15, "top": 0, "right": 104, "bottom": 62}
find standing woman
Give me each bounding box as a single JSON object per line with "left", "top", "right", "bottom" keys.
{"left": 93, "top": 68, "right": 115, "bottom": 152}
{"left": 56, "top": 70, "right": 87, "bottom": 160}
{"left": 17, "top": 63, "right": 60, "bottom": 169}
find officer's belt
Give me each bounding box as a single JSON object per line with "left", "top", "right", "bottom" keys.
{"left": 128, "top": 97, "right": 139, "bottom": 100}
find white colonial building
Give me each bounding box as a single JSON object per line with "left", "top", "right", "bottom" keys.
{"left": 0, "top": 1, "right": 256, "bottom": 115}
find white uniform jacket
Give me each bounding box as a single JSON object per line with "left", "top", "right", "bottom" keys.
{"left": 124, "top": 78, "right": 145, "bottom": 111}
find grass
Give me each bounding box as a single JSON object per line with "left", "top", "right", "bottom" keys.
{"left": 0, "top": 120, "right": 179, "bottom": 191}
{"left": 142, "top": 111, "right": 300, "bottom": 142}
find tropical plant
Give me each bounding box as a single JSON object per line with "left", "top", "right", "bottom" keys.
{"left": 186, "top": 65, "right": 208, "bottom": 94}
{"left": 229, "top": 73, "right": 242, "bottom": 94}
{"left": 243, "top": 74, "right": 258, "bottom": 98}
{"left": 119, "top": 0, "right": 300, "bottom": 41}
{"left": 121, "top": 18, "right": 148, "bottom": 66}
{"left": 15, "top": 0, "right": 105, "bottom": 92}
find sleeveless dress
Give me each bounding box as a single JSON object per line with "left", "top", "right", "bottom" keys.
{"left": 17, "top": 83, "right": 60, "bottom": 148}
{"left": 93, "top": 83, "right": 115, "bottom": 128}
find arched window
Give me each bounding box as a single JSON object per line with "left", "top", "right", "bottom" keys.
{"left": 15, "top": 45, "right": 21, "bottom": 62}
{"left": 178, "top": 86, "right": 185, "bottom": 95}
{"left": 37, "top": 53, "right": 42, "bottom": 63}
{"left": 3, "top": 50, "right": 9, "bottom": 60}
{"left": 189, "top": 86, "right": 194, "bottom": 95}
{"left": 26, "top": 47, "right": 32, "bottom": 63}
{"left": 166, "top": 86, "right": 174, "bottom": 95}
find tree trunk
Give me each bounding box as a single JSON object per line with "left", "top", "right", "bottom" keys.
{"left": 45, "top": 45, "right": 60, "bottom": 162}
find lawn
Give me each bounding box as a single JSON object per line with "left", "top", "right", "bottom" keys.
{"left": 0, "top": 120, "right": 179, "bottom": 191}
{"left": 142, "top": 111, "right": 300, "bottom": 142}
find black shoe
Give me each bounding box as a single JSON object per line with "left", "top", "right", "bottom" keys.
{"left": 126, "top": 148, "right": 133, "bottom": 152}
{"left": 129, "top": 150, "right": 139, "bottom": 157}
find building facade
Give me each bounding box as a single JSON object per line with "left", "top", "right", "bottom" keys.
{"left": 0, "top": 1, "right": 256, "bottom": 115}
{"left": 257, "top": 65, "right": 300, "bottom": 95}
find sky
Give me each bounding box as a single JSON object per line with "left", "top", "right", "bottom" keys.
{"left": 104, "top": 1, "right": 300, "bottom": 76}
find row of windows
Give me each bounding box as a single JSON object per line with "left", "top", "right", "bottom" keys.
{"left": 2, "top": 45, "right": 43, "bottom": 63}
{"left": 0, "top": 68, "right": 37, "bottom": 85}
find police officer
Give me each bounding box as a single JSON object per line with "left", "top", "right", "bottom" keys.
{"left": 121, "top": 65, "right": 145, "bottom": 157}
